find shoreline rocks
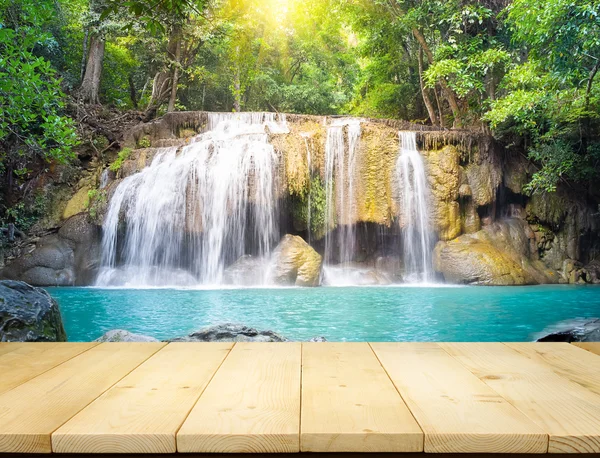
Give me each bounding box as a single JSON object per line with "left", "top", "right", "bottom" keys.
{"left": 95, "top": 329, "right": 159, "bottom": 342}
{"left": 0, "top": 280, "right": 67, "bottom": 342}
{"left": 536, "top": 318, "right": 600, "bottom": 342}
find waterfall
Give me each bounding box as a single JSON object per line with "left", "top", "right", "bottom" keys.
{"left": 301, "top": 133, "right": 312, "bottom": 244}
{"left": 323, "top": 118, "right": 361, "bottom": 266}
{"left": 396, "top": 131, "right": 433, "bottom": 282}
{"left": 96, "top": 112, "right": 286, "bottom": 287}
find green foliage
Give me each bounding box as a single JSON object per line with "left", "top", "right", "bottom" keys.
{"left": 109, "top": 147, "right": 132, "bottom": 172}
{"left": 0, "top": 1, "right": 78, "bottom": 175}
{"left": 291, "top": 175, "right": 327, "bottom": 240}
{"left": 86, "top": 188, "right": 107, "bottom": 221}
{"left": 1, "top": 193, "right": 48, "bottom": 232}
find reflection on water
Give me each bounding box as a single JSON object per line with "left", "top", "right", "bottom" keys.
{"left": 47, "top": 285, "right": 600, "bottom": 342}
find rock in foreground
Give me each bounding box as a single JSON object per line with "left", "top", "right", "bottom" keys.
{"left": 536, "top": 319, "right": 600, "bottom": 342}
{"left": 95, "top": 329, "right": 158, "bottom": 342}
{"left": 169, "top": 323, "right": 288, "bottom": 342}
{"left": 270, "top": 234, "right": 322, "bottom": 286}
{"left": 0, "top": 280, "right": 67, "bottom": 342}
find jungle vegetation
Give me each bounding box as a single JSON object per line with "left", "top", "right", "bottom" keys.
{"left": 0, "top": 0, "right": 599, "bottom": 208}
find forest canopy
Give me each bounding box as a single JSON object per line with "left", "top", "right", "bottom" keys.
{"left": 1, "top": 0, "right": 599, "bottom": 197}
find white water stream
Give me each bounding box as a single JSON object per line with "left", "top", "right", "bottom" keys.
{"left": 96, "top": 112, "right": 286, "bottom": 287}
{"left": 396, "top": 131, "right": 433, "bottom": 282}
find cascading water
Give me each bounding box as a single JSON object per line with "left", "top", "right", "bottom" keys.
{"left": 322, "top": 118, "right": 362, "bottom": 284}
{"left": 323, "top": 119, "right": 361, "bottom": 264}
{"left": 96, "top": 112, "right": 287, "bottom": 287}
{"left": 396, "top": 131, "right": 433, "bottom": 282}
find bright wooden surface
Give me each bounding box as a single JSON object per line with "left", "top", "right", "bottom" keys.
{"left": 441, "top": 342, "right": 600, "bottom": 453}
{"left": 572, "top": 342, "right": 600, "bottom": 356}
{"left": 177, "top": 342, "right": 301, "bottom": 453}
{"left": 0, "top": 342, "right": 97, "bottom": 396}
{"left": 301, "top": 342, "right": 423, "bottom": 453}
{"left": 371, "top": 343, "right": 547, "bottom": 453}
{"left": 0, "top": 342, "right": 599, "bottom": 454}
{"left": 507, "top": 342, "right": 600, "bottom": 397}
{"left": 52, "top": 343, "right": 232, "bottom": 454}
{"left": 0, "top": 342, "right": 164, "bottom": 453}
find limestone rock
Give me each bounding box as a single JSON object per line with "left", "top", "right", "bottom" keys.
{"left": 0, "top": 214, "right": 100, "bottom": 286}
{"left": 465, "top": 161, "right": 502, "bottom": 207}
{"left": 270, "top": 235, "right": 322, "bottom": 286}
{"left": 423, "top": 146, "right": 461, "bottom": 241}
{"left": 170, "top": 323, "right": 288, "bottom": 342}
{"left": 62, "top": 186, "right": 90, "bottom": 220}
{"left": 433, "top": 235, "right": 533, "bottom": 285}
{"left": 433, "top": 219, "right": 560, "bottom": 285}
{"left": 0, "top": 280, "right": 67, "bottom": 342}
{"left": 95, "top": 329, "right": 158, "bottom": 342}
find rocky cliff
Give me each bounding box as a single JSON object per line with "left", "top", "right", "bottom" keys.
{"left": 2, "top": 111, "right": 599, "bottom": 286}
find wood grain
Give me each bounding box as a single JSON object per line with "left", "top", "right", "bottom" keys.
{"left": 52, "top": 343, "right": 232, "bottom": 454}
{"left": 572, "top": 342, "right": 600, "bottom": 356}
{"left": 0, "top": 342, "right": 164, "bottom": 453}
{"left": 507, "top": 343, "right": 600, "bottom": 397}
{"left": 0, "top": 342, "right": 97, "bottom": 396}
{"left": 177, "top": 342, "right": 301, "bottom": 453}
{"left": 301, "top": 342, "right": 423, "bottom": 453}
{"left": 442, "top": 342, "right": 600, "bottom": 453}
{"left": 371, "top": 343, "right": 547, "bottom": 453}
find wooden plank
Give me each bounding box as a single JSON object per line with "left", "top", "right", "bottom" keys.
{"left": 301, "top": 342, "right": 423, "bottom": 453}
{"left": 572, "top": 342, "right": 600, "bottom": 356}
{"left": 442, "top": 342, "right": 600, "bottom": 453}
{"left": 177, "top": 342, "right": 301, "bottom": 453}
{"left": 508, "top": 343, "right": 600, "bottom": 397}
{"left": 0, "top": 343, "right": 22, "bottom": 357}
{"left": 52, "top": 343, "right": 232, "bottom": 454}
{"left": 0, "top": 342, "right": 97, "bottom": 396}
{"left": 0, "top": 342, "right": 164, "bottom": 453}
{"left": 371, "top": 342, "right": 547, "bottom": 453}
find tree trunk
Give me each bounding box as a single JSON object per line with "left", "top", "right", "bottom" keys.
{"left": 80, "top": 28, "right": 89, "bottom": 81}
{"left": 128, "top": 74, "right": 138, "bottom": 109}
{"left": 418, "top": 48, "right": 438, "bottom": 126}
{"left": 167, "top": 26, "right": 182, "bottom": 112}
{"left": 233, "top": 57, "right": 242, "bottom": 112}
{"left": 78, "top": 34, "right": 104, "bottom": 104}
{"left": 412, "top": 28, "right": 462, "bottom": 127}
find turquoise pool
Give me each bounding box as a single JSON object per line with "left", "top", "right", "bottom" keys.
{"left": 48, "top": 285, "right": 600, "bottom": 342}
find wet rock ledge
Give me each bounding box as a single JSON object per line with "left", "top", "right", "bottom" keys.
{"left": 0, "top": 280, "right": 67, "bottom": 342}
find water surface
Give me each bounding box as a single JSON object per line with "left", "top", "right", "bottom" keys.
{"left": 48, "top": 285, "right": 600, "bottom": 342}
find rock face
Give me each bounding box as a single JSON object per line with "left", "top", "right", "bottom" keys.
{"left": 95, "top": 329, "right": 158, "bottom": 342}
{"left": 536, "top": 319, "right": 600, "bottom": 342}
{"left": 170, "top": 323, "right": 288, "bottom": 342}
{"left": 0, "top": 280, "right": 67, "bottom": 342}
{"left": 270, "top": 235, "right": 322, "bottom": 286}
{"left": 433, "top": 219, "right": 561, "bottom": 285}
{"left": 0, "top": 214, "right": 100, "bottom": 286}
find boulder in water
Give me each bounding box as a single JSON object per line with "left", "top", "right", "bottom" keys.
{"left": 169, "top": 323, "right": 288, "bottom": 342}
{"left": 536, "top": 319, "right": 600, "bottom": 342}
{"left": 95, "top": 329, "right": 158, "bottom": 342}
{"left": 270, "top": 234, "right": 322, "bottom": 286}
{"left": 0, "top": 280, "right": 67, "bottom": 342}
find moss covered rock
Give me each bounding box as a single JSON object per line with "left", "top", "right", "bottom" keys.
{"left": 270, "top": 234, "right": 322, "bottom": 286}
{"left": 0, "top": 280, "right": 67, "bottom": 342}
{"left": 433, "top": 219, "right": 560, "bottom": 285}
{"left": 62, "top": 185, "right": 91, "bottom": 220}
